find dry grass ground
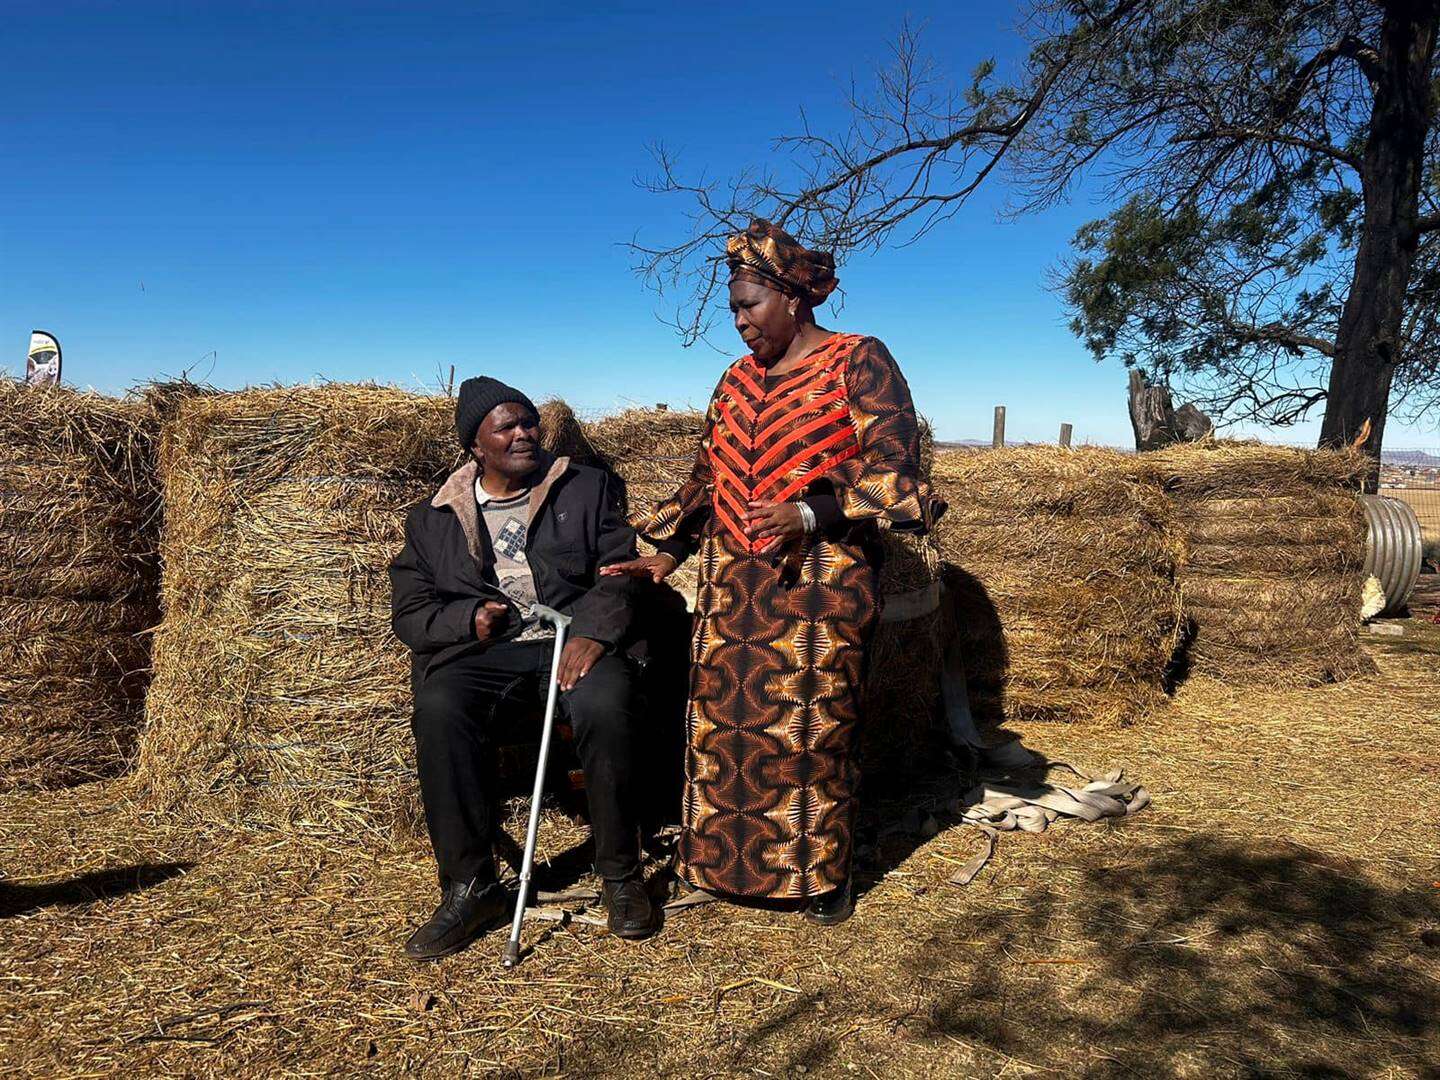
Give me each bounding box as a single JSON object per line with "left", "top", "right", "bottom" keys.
{"left": 2, "top": 631, "right": 1438, "bottom": 1078}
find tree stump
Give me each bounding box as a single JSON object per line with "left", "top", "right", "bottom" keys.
{"left": 1128, "top": 371, "right": 1214, "bottom": 450}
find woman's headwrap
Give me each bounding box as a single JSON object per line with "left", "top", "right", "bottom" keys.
{"left": 726, "top": 218, "right": 839, "bottom": 308}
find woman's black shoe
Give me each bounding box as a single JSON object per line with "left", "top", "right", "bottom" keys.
{"left": 803, "top": 879, "right": 854, "bottom": 926}
{"left": 403, "top": 879, "right": 509, "bottom": 961}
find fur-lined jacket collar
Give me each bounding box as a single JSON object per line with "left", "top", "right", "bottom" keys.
{"left": 430, "top": 453, "right": 570, "bottom": 561}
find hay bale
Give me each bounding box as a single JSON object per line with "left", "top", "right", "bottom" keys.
{"left": 1150, "top": 441, "right": 1373, "bottom": 686}
{"left": 537, "top": 398, "right": 600, "bottom": 463}
{"left": 931, "top": 447, "right": 1183, "bottom": 729}
{"left": 132, "top": 389, "right": 613, "bottom": 833}
{"left": 133, "top": 386, "right": 457, "bottom": 833}
{"left": 0, "top": 381, "right": 162, "bottom": 790}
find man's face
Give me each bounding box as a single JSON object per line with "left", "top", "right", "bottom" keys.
{"left": 472, "top": 401, "right": 541, "bottom": 482}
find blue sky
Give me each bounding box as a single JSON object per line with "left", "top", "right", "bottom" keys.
{"left": 4, "top": 1, "right": 1437, "bottom": 448}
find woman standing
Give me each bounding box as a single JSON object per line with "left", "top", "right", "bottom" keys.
{"left": 603, "top": 220, "right": 935, "bottom": 923}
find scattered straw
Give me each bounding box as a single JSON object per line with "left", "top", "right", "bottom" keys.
{"left": 3, "top": 392, "right": 1438, "bottom": 1076}
{"left": 1, "top": 637, "right": 1436, "bottom": 1077}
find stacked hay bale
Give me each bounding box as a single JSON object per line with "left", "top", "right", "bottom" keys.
{"left": 0, "top": 381, "right": 162, "bottom": 790}
{"left": 1151, "top": 442, "right": 1372, "bottom": 685}
{"left": 133, "top": 386, "right": 456, "bottom": 834}
{"left": 587, "top": 407, "right": 946, "bottom": 774}
{"left": 930, "top": 447, "right": 1183, "bottom": 730}
{"left": 133, "top": 390, "right": 605, "bottom": 834}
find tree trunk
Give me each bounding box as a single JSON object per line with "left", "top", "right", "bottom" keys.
{"left": 1320, "top": 0, "right": 1440, "bottom": 490}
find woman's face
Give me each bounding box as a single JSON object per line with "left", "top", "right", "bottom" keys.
{"left": 729, "top": 278, "right": 795, "bottom": 361}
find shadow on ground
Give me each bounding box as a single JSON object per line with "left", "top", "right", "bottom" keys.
{"left": 838, "top": 835, "right": 1438, "bottom": 1075}
{"left": 561, "top": 834, "right": 1440, "bottom": 1076}
{"left": 0, "top": 862, "right": 192, "bottom": 919}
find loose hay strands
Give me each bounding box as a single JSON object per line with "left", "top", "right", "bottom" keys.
{"left": 4, "top": 637, "right": 1437, "bottom": 1077}
{"left": 0, "top": 380, "right": 164, "bottom": 791}
{"left": 931, "top": 446, "right": 1183, "bottom": 730}
{"left": 132, "top": 385, "right": 458, "bottom": 837}
{"left": 1149, "top": 441, "right": 1373, "bottom": 686}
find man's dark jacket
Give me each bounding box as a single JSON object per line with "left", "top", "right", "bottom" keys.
{"left": 389, "top": 453, "right": 638, "bottom": 685}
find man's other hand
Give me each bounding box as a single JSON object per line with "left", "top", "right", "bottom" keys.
{"left": 558, "top": 636, "right": 605, "bottom": 691}
{"left": 474, "top": 601, "right": 508, "bottom": 641}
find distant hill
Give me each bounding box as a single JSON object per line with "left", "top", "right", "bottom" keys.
{"left": 1383, "top": 449, "right": 1440, "bottom": 467}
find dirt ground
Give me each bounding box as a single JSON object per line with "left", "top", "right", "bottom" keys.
{"left": 2, "top": 625, "right": 1438, "bottom": 1078}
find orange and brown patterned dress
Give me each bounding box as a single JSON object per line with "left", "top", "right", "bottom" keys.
{"left": 638, "top": 332, "right": 933, "bottom": 899}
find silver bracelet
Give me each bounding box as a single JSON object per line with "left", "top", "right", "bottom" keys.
{"left": 795, "top": 500, "right": 818, "bottom": 534}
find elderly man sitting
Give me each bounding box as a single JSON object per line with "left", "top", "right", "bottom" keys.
{"left": 389, "top": 377, "right": 654, "bottom": 960}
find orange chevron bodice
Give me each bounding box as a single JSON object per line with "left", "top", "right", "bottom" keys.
{"left": 708, "top": 333, "right": 863, "bottom": 554}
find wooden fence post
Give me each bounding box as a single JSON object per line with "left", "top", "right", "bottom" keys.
{"left": 992, "top": 406, "right": 1006, "bottom": 449}
{"left": 1059, "top": 422, "right": 1073, "bottom": 448}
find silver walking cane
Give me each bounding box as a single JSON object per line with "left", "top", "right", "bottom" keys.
{"left": 502, "top": 602, "right": 573, "bottom": 969}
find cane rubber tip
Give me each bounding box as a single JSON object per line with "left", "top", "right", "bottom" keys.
{"left": 502, "top": 941, "right": 520, "bottom": 968}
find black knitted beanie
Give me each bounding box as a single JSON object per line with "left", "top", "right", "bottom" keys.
{"left": 454, "top": 376, "right": 537, "bottom": 450}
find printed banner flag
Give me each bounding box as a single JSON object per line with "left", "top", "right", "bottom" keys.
{"left": 26, "top": 331, "right": 61, "bottom": 386}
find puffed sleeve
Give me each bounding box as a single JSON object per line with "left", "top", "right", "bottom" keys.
{"left": 630, "top": 378, "right": 721, "bottom": 564}
{"left": 822, "top": 337, "right": 935, "bottom": 532}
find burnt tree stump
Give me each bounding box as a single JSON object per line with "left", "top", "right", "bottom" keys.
{"left": 1128, "top": 370, "right": 1213, "bottom": 450}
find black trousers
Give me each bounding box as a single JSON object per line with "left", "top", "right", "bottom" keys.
{"left": 411, "top": 639, "right": 641, "bottom": 888}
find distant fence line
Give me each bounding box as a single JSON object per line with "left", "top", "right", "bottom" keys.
{"left": 1377, "top": 450, "right": 1440, "bottom": 555}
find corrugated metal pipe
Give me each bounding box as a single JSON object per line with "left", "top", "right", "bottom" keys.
{"left": 1361, "top": 495, "right": 1423, "bottom": 617}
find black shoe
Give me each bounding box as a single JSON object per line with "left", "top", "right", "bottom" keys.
{"left": 601, "top": 876, "right": 656, "bottom": 940}
{"left": 803, "top": 879, "right": 854, "bottom": 926}
{"left": 403, "top": 879, "right": 509, "bottom": 961}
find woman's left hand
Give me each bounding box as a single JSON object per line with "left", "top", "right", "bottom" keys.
{"left": 744, "top": 500, "right": 805, "bottom": 553}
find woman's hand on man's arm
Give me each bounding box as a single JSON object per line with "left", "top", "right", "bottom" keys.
{"left": 599, "top": 552, "right": 678, "bottom": 584}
